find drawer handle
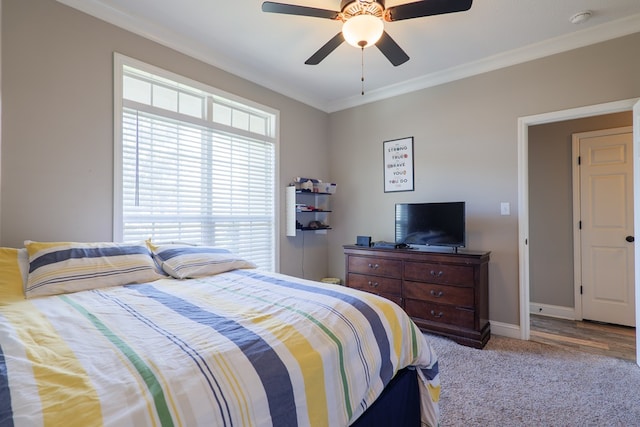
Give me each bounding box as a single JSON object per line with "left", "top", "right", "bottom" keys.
{"left": 430, "top": 270, "right": 444, "bottom": 278}
{"left": 368, "top": 281, "right": 379, "bottom": 288}
{"left": 368, "top": 263, "right": 380, "bottom": 269}
{"left": 430, "top": 310, "right": 444, "bottom": 318}
{"left": 430, "top": 290, "right": 444, "bottom": 298}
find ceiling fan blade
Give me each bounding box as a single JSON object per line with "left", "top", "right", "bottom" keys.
{"left": 262, "top": 2, "right": 339, "bottom": 20}
{"left": 386, "top": 0, "right": 472, "bottom": 22}
{"left": 376, "top": 31, "right": 409, "bottom": 66}
{"left": 305, "top": 33, "right": 345, "bottom": 65}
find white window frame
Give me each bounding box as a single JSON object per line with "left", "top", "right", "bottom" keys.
{"left": 113, "top": 53, "right": 280, "bottom": 271}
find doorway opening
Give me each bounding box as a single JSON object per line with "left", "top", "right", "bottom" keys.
{"left": 517, "top": 98, "right": 639, "bottom": 362}
{"left": 529, "top": 314, "right": 635, "bottom": 361}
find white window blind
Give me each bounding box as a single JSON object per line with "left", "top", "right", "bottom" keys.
{"left": 115, "top": 56, "right": 278, "bottom": 271}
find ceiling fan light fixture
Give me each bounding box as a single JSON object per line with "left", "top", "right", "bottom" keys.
{"left": 262, "top": 0, "right": 473, "bottom": 66}
{"left": 342, "top": 14, "right": 384, "bottom": 48}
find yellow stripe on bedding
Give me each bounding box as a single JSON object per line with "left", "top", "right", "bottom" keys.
{"left": 210, "top": 351, "right": 253, "bottom": 427}
{"left": 2, "top": 304, "right": 104, "bottom": 426}
{"left": 189, "top": 288, "right": 329, "bottom": 427}
{"left": 352, "top": 291, "right": 407, "bottom": 363}
{"left": 248, "top": 312, "right": 329, "bottom": 426}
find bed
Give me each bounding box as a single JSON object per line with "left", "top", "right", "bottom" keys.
{"left": 0, "top": 242, "right": 440, "bottom": 426}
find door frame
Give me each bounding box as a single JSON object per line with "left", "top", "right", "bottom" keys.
{"left": 517, "top": 98, "right": 639, "bottom": 347}
{"left": 572, "top": 126, "right": 634, "bottom": 323}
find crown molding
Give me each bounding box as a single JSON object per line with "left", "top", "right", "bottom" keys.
{"left": 56, "top": 0, "right": 324, "bottom": 110}
{"left": 57, "top": 1, "right": 640, "bottom": 113}
{"left": 327, "top": 13, "right": 640, "bottom": 112}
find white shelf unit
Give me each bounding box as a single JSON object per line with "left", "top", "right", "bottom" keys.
{"left": 285, "top": 186, "right": 332, "bottom": 237}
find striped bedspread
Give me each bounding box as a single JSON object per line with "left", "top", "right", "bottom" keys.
{"left": 0, "top": 269, "right": 439, "bottom": 426}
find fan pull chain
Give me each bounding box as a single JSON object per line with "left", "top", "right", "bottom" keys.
{"left": 360, "top": 46, "right": 365, "bottom": 96}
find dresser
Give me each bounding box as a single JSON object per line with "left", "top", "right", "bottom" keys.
{"left": 343, "top": 245, "right": 490, "bottom": 348}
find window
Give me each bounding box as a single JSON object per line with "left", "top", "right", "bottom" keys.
{"left": 114, "top": 54, "right": 279, "bottom": 271}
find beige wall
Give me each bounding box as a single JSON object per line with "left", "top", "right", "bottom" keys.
{"left": 327, "top": 33, "right": 640, "bottom": 326}
{"left": 0, "top": 0, "right": 330, "bottom": 279}
{"left": 528, "top": 112, "right": 632, "bottom": 308}
{"left": 2, "top": 0, "right": 640, "bottom": 328}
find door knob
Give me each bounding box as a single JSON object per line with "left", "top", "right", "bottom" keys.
{"left": 626, "top": 235, "right": 635, "bottom": 242}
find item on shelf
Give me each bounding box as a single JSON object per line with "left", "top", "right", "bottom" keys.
{"left": 313, "top": 182, "right": 337, "bottom": 194}
{"left": 372, "top": 241, "right": 399, "bottom": 249}
{"left": 292, "top": 177, "right": 336, "bottom": 194}
{"left": 293, "top": 177, "right": 318, "bottom": 192}
{"left": 356, "top": 235, "right": 372, "bottom": 247}
{"left": 308, "top": 220, "right": 328, "bottom": 229}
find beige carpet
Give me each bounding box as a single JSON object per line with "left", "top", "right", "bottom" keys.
{"left": 425, "top": 333, "right": 640, "bottom": 426}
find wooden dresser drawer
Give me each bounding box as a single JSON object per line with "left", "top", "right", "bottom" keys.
{"left": 404, "top": 261, "right": 474, "bottom": 286}
{"left": 404, "top": 299, "right": 474, "bottom": 329}
{"left": 403, "top": 281, "right": 474, "bottom": 308}
{"left": 348, "top": 256, "right": 402, "bottom": 278}
{"left": 347, "top": 273, "right": 402, "bottom": 297}
{"left": 344, "top": 245, "right": 490, "bottom": 348}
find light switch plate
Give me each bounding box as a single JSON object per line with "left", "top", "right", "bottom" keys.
{"left": 500, "top": 202, "right": 510, "bottom": 215}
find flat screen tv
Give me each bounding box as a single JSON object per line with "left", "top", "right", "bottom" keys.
{"left": 395, "top": 202, "right": 466, "bottom": 249}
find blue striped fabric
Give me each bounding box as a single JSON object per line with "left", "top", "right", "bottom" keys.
{"left": 1, "top": 269, "right": 440, "bottom": 426}
{"left": 29, "top": 245, "right": 151, "bottom": 273}
{"left": 236, "top": 270, "right": 395, "bottom": 387}
{"left": 136, "top": 284, "right": 298, "bottom": 425}
{"left": 155, "top": 246, "right": 231, "bottom": 260}
{"left": 0, "top": 344, "right": 13, "bottom": 427}
{"left": 149, "top": 243, "right": 256, "bottom": 279}
{"left": 25, "top": 241, "right": 164, "bottom": 298}
{"left": 96, "top": 290, "right": 234, "bottom": 425}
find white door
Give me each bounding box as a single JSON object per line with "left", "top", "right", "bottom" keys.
{"left": 577, "top": 127, "right": 634, "bottom": 327}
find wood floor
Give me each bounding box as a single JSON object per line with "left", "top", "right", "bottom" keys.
{"left": 530, "top": 314, "right": 636, "bottom": 361}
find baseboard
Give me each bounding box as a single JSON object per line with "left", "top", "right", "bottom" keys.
{"left": 529, "top": 302, "right": 575, "bottom": 320}
{"left": 490, "top": 320, "right": 521, "bottom": 339}
{"left": 423, "top": 319, "right": 546, "bottom": 342}
{"left": 487, "top": 306, "right": 575, "bottom": 342}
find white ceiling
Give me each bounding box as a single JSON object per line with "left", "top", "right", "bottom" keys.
{"left": 58, "top": 0, "right": 640, "bottom": 112}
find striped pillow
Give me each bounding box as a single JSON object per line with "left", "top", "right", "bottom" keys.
{"left": 149, "top": 243, "right": 256, "bottom": 279}
{"left": 25, "top": 241, "right": 164, "bottom": 298}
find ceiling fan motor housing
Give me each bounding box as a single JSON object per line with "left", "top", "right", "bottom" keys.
{"left": 340, "top": 0, "right": 385, "bottom": 20}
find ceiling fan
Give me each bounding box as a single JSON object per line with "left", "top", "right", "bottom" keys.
{"left": 261, "top": 0, "right": 473, "bottom": 66}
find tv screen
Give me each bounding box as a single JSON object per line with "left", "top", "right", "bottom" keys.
{"left": 395, "top": 202, "right": 465, "bottom": 248}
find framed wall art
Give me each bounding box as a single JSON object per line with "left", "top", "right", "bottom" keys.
{"left": 383, "top": 137, "right": 414, "bottom": 192}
